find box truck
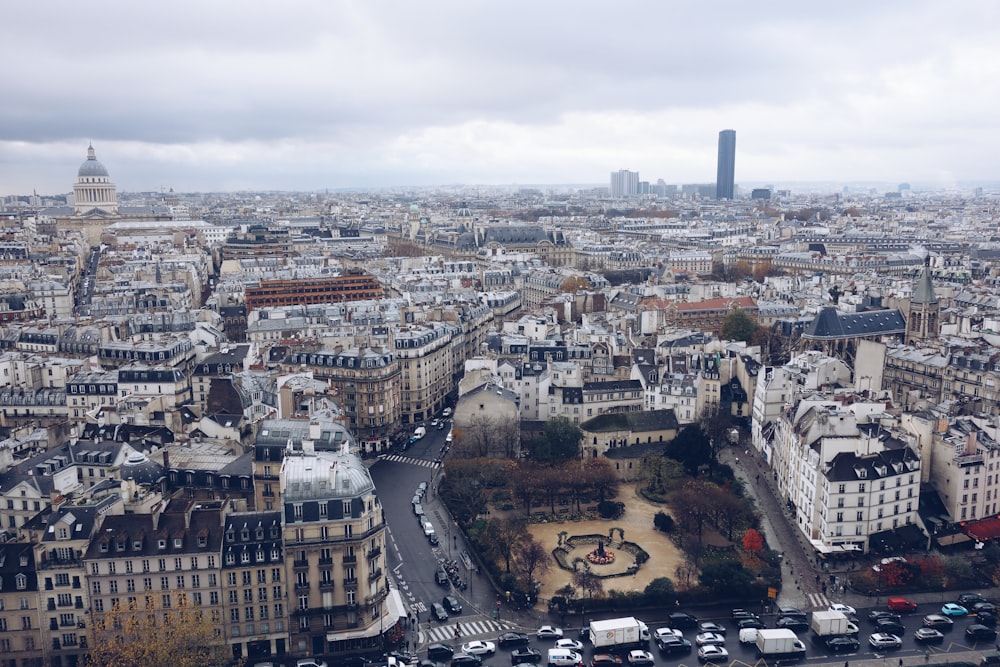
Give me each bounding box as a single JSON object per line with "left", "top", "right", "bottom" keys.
{"left": 755, "top": 629, "right": 806, "bottom": 658}
{"left": 589, "top": 618, "right": 650, "bottom": 650}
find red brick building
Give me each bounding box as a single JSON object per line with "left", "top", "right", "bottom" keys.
{"left": 244, "top": 272, "right": 383, "bottom": 312}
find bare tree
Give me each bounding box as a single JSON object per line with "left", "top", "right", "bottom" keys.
{"left": 478, "top": 518, "right": 526, "bottom": 573}
{"left": 572, "top": 567, "right": 604, "bottom": 601}
{"left": 515, "top": 536, "right": 553, "bottom": 588}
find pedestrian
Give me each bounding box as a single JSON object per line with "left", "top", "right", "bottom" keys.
{"left": 899, "top": 659, "right": 903, "bottom": 667}
{"left": 845, "top": 661, "right": 849, "bottom": 667}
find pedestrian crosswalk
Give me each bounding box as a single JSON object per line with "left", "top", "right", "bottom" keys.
{"left": 379, "top": 454, "right": 441, "bottom": 469}
{"left": 806, "top": 592, "right": 831, "bottom": 608}
{"left": 420, "top": 619, "right": 516, "bottom": 644}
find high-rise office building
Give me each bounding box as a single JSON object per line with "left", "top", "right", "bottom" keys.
{"left": 610, "top": 169, "right": 639, "bottom": 197}
{"left": 716, "top": 130, "right": 736, "bottom": 199}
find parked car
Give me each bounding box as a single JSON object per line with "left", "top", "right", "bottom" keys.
{"left": 668, "top": 612, "right": 699, "bottom": 628}
{"left": 868, "top": 611, "right": 902, "bottom": 625}
{"left": 696, "top": 645, "right": 728, "bottom": 662}
{"left": 694, "top": 633, "right": 726, "bottom": 647}
{"left": 941, "top": 603, "right": 969, "bottom": 616}
{"left": 297, "top": 660, "right": 329, "bottom": 667}
{"left": 589, "top": 655, "right": 622, "bottom": 667}
{"left": 697, "top": 622, "right": 727, "bottom": 636}
{"left": 626, "top": 651, "right": 654, "bottom": 666}
{"left": 958, "top": 594, "right": 989, "bottom": 608}
{"left": 498, "top": 633, "right": 531, "bottom": 649}
{"left": 975, "top": 603, "right": 998, "bottom": 615}
{"left": 443, "top": 596, "right": 463, "bottom": 614}
{"left": 775, "top": 617, "right": 809, "bottom": 632}
{"left": 731, "top": 609, "right": 759, "bottom": 623}
{"left": 450, "top": 654, "right": 482, "bottom": 667}
{"left": 537, "top": 626, "right": 564, "bottom": 640}
{"left": 979, "top": 611, "right": 998, "bottom": 627}
{"left": 966, "top": 624, "right": 998, "bottom": 642}
{"left": 431, "top": 603, "right": 449, "bottom": 622}
{"left": 825, "top": 637, "right": 860, "bottom": 653}
{"left": 555, "top": 639, "right": 584, "bottom": 651}
{"left": 435, "top": 570, "right": 450, "bottom": 586}
{"left": 887, "top": 597, "right": 917, "bottom": 612}
{"left": 869, "top": 633, "right": 902, "bottom": 650}
{"left": 511, "top": 649, "right": 541, "bottom": 666}
{"left": 413, "top": 503, "right": 425, "bottom": 517}
{"left": 922, "top": 614, "right": 954, "bottom": 630}
{"left": 778, "top": 607, "right": 808, "bottom": 619}
{"left": 427, "top": 644, "right": 456, "bottom": 662}
{"left": 655, "top": 636, "right": 692, "bottom": 655}
{"left": 913, "top": 628, "right": 945, "bottom": 644}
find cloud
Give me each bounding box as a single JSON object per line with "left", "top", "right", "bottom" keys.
{"left": 2, "top": 0, "right": 1000, "bottom": 193}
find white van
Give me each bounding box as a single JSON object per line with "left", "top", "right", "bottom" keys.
{"left": 413, "top": 426, "right": 426, "bottom": 439}
{"left": 547, "top": 649, "right": 582, "bottom": 667}
{"left": 421, "top": 518, "right": 434, "bottom": 536}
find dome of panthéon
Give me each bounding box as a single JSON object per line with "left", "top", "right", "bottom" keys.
{"left": 78, "top": 144, "right": 109, "bottom": 178}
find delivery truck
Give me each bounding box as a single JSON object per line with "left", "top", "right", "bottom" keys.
{"left": 755, "top": 629, "right": 807, "bottom": 658}
{"left": 810, "top": 610, "right": 850, "bottom": 644}
{"left": 589, "top": 617, "right": 650, "bottom": 650}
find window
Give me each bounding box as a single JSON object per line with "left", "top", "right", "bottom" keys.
{"left": 298, "top": 595, "right": 308, "bottom": 611}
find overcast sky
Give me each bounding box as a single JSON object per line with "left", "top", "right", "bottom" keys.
{"left": 3, "top": 1, "right": 999, "bottom": 195}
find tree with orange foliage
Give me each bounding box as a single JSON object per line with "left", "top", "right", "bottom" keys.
{"left": 741, "top": 528, "right": 764, "bottom": 554}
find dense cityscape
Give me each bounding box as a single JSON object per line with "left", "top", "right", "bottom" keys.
{"left": 0, "top": 136, "right": 999, "bottom": 667}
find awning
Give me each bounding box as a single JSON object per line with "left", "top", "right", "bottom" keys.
{"left": 964, "top": 516, "right": 1000, "bottom": 541}
{"left": 936, "top": 533, "right": 972, "bottom": 546}
{"left": 325, "top": 589, "right": 407, "bottom": 643}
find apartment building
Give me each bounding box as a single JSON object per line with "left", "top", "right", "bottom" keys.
{"left": 245, "top": 273, "right": 383, "bottom": 313}
{"left": 0, "top": 542, "right": 44, "bottom": 667}
{"left": 393, "top": 323, "right": 455, "bottom": 425}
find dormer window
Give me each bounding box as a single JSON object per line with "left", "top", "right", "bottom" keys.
{"left": 198, "top": 536, "right": 207, "bottom": 548}
{"left": 133, "top": 540, "right": 142, "bottom": 551}
{"left": 117, "top": 540, "right": 126, "bottom": 552}
{"left": 225, "top": 553, "right": 235, "bottom": 565}
{"left": 225, "top": 530, "right": 234, "bottom": 542}
{"left": 256, "top": 550, "right": 264, "bottom": 563}
{"left": 15, "top": 574, "right": 26, "bottom": 590}
{"left": 58, "top": 528, "right": 68, "bottom": 540}
{"left": 271, "top": 548, "right": 280, "bottom": 561}
{"left": 269, "top": 526, "right": 279, "bottom": 539}
{"left": 19, "top": 556, "right": 28, "bottom": 568}
{"left": 240, "top": 552, "right": 250, "bottom": 564}
{"left": 157, "top": 539, "right": 167, "bottom": 550}
{"left": 240, "top": 529, "right": 249, "bottom": 541}
{"left": 173, "top": 538, "right": 182, "bottom": 549}
{"left": 99, "top": 542, "right": 108, "bottom": 553}
{"left": 255, "top": 528, "right": 264, "bottom": 540}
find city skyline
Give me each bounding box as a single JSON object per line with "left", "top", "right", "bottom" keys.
{"left": 2, "top": 1, "right": 1000, "bottom": 194}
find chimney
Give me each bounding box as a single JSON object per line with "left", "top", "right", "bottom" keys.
{"left": 162, "top": 450, "right": 170, "bottom": 470}
{"left": 965, "top": 428, "right": 979, "bottom": 457}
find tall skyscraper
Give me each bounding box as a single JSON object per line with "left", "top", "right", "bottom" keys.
{"left": 716, "top": 129, "right": 736, "bottom": 199}
{"left": 610, "top": 169, "right": 639, "bottom": 197}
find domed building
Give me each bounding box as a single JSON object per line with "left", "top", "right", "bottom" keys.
{"left": 73, "top": 143, "right": 118, "bottom": 215}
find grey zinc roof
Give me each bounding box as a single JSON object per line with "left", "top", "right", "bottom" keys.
{"left": 802, "top": 307, "right": 906, "bottom": 340}
{"left": 282, "top": 450, "right": 374, "bottom": 501}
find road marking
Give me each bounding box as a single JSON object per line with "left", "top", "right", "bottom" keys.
{"left": 380, "top": 454, "right": 441, "bottom": 469}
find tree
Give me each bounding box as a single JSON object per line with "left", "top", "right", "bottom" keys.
{"left": 698, "top": 561, "right": 759, "bottom": 599}
{"left": 654, "top": 511, "right": 675, "bottom": 533}
{"left": 664, "top": 424, "right": 713, "bottom": 476}
{"left": 671, "top": 481, "right": 718, "bottom": 544}
{"left": 532, "top": 416, "right": 582, "bottom": 464}
{"left": 514, "top": 536, "right": 552, "bottom": 588}
{"left": 581, "top": 458, "right": 619, "bottom": 503}
{"left": 559, "top": 276, "right": 592, "bottom": 293}
{"left": 828, "top": 285, "right": 842, "bottom": 305}
{"left": 741, "top": 528, "right": 764, "bottom": 554}
{"left": 85, "top": 594, "right": 228, "bottom": 667}
{"left": 478, "top": 518, "right": 526, "bottom": 573}
{"left": 721, "top": 308, "right": 759, "bottom": 344}
{"left": 643, "top": 577, "right": 677, "bottom": 606}
{"left": 572, "top": 567, "right": 604, "bottom": 601}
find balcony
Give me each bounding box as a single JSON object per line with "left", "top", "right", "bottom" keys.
{"left": 366, "top": 547, "right": 382, "bottom": 559}
{"left": 342, "top": 555, "right": 357, "bottom": 564}
{"left": 368, "top": 569, "right": 382, "bottom": 582}
{"left": 292, "top": 559, "right": 309, "bottom": 569}
{"left": 319, "top": 580, "right": 335, "bottom": 590}
{"left": 343, "top": 577, "right": 358, "bottom": 587}
{"left": 294, "top": 582, "right": 310, "bottom": 591}
{"left": 318, "top": 557, "right": 333, "bottom": 566}
{"left": 956, "top": 452, "right": 984, "bottom": 467}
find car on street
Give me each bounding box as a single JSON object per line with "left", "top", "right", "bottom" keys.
{"left": 873, "top": 619, "right": 903, "bottom": 636}
{"left": 511, "top": 649, "right": 541, "bottom": 665}
{"left": 958, "top": 594, "right": 989, "bottom": 608}
{"left": 825, "top": 637, "right": 860, "bottom": 653}
{"left": 431, "top": 603, "right": 449, "bottom": 621}
{"left": 668, "top": 612, "right": 699, "bottom": 628}
{"left": 829, "top": 603, "right": 857, "bottom": 616}
{"left": 428, "top": 533, "right": 439, "bottom": 546}
{"left": 694, "top": 632, "right": 726, "bottom": 647}
{"left": 868, "top": 633, "right": 902, "bottom": 650}
{"left": 942, "top": 603, "right": 969, "bottom": 617}
{"left": 922, "top": 614, "right": 954, "bottom": 630}
{"left": 297, "top": 660, "right": 329, "bottom": 667}
{"left": 887, "top": 597, "right": 918, "bottom": 612}
{"left": 654, "top": 628, "right": 682, "bottom": 641}
{"left": 731, "top": 609, "right": 759, "bottom": 623}
{"left": 498, "top": 633, "right": 531, "bottom": 649}
{"left": 626, "top": 651, "right": 654, "bottom": 666}
{"left": 387, "top": 652, "right": 418, "bottom": 666}
{"left": 450, "top": 654, "right": 482, "bottom": 667}
{"left": 461, "top": 641, "right": 496, "bottom": 656}
{"left": 537, "top": 626, "right": 564, "bottom": 640}
{"left": 979, "top": 611, "right": 998, "bottom": 627}
{"left": 413, "top": 503, "right": 424, "bottom": 516}
{"left": 738, "top": 617, "right": 765, "bottom": 630}
{"left": 775, "top": 617, "right": 809, "bottom": 632}
{"left": 435, "top": 570, "right": 450, "bottom": 586}
{"left": 966, "top": 624, "right": 998, "bottom": 642}
{"left": 778, "top": 607, "right": 807, "bottom": 619}
{"left": 655, "top": 636, "right": 692, "bottom": 655}
{"left": 413, "top": 494, "right": 423, "bottom": 504}
{"left": 555, "top": 639, "right": 584, "bottom": 651}
{"left": 697, "top": 622, "right": 727, "bottom": 636}
{"left": 428, "top": 644, "right": 456, "bottom": 662}
{"left": 443, "top": 596, "right": 463, "bottom": 614}
{"left": 696, "top": 645, "right": 728, "bottom": 662}
{"left": 975, "top": 602, "right": 998, "bottom": 615}
{"left": 589, "top": 654, "right": 621, "bottom": 667}
{"left": 418, "top": 481, "right": 428, "bottom": 492}
{"left": 914, "top": 628, "right": 945, "bottom": 644}
{"left": 868, "top": 611, "right": 902, "bottom": 625}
